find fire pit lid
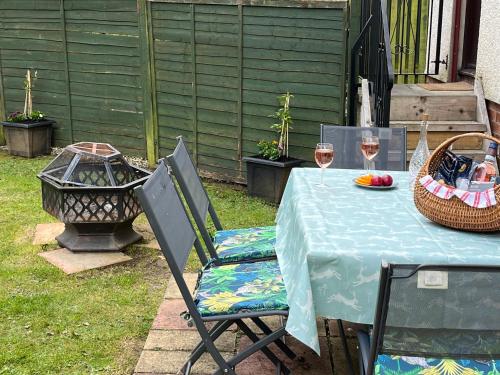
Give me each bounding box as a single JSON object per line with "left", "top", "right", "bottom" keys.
{"left": 40, "top": 142, "right": 148, "bottom": 187}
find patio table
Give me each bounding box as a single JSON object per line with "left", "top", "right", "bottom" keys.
{"left": 276, "top": 167, "right": 500, "bottom": 354}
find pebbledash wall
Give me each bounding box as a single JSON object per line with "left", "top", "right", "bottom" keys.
{"left": 426, "top": 0, "right": 500, "bottom": 139}
{"left": 0, "top": 0, "right": 348, "bottom": 183}
{"left": 475, "top": 0, "right": 500, "bottom": 140}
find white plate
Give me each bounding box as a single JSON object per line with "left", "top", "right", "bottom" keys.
{"left": 353, "top": 178, "right": 398, "bottom": 190}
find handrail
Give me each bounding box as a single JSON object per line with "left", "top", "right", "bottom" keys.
{"left": 348, "top": 0, "right": 394, "bottom": 128}
{"left": 381, "top": 0, "right": 394, "bottom": 90}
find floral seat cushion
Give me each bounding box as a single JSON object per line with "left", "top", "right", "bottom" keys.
{"left": 194, "top": 260, "right": 288, "bottom": 317}
{"left": 375, "top": 355, "right": 500, "bottom": 374}
{"left": 213, "top": 226, "right": 276, "bottom": 263}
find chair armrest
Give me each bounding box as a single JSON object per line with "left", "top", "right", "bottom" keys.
{"left": 357, "top": 330, "right": 371, "bottom": 375}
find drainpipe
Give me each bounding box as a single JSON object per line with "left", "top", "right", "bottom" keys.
{"left": 450, "top": 0, "right": 462, "bottom": 82}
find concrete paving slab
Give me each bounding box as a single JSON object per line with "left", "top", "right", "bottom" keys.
{"left": 39, "top": 248, "right": 132, "bottom": 274}
{"left": 243, "top": 316, "right": 284, "bottom": 333}
{"left": 135, "top": 350, "right": 232, "bottom": 375}
{"left": 137, "top": 239, "right": 160, "bottom": 251}
{"left": 144, "top": 329, "right": 236, "bottom": 352}
{"left": 152, "top": 299, "right": 196, "bottom": 331}
{"left": 133, "top": 222, "right": 155, "bottom": 241}
{"left": 32, "top": 223, "right": 65, "bottom": 245}
{"left": 164, "top": 273, "right": 198, "bottom": 299}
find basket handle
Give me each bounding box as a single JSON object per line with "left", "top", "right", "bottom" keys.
{"left": 427, "top": 132, "right": 500, "bottom": 165}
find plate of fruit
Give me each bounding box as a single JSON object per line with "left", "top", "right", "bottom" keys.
{"left": 353, "top": 174, "right": 397, "bottom": 189}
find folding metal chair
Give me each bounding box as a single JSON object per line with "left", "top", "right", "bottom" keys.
{"left": 135, "top": 162, "right": 297, "bottom": 375}
{"left": 358, "top": 263, "right": 500, "bottom": 375}
{"left": 166, "top": 136, "right": 276, "bottom": 265}
{"left": 320, "top": 125, "right": 407, "bottom": 171}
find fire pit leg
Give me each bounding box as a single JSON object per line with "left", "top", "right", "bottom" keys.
{"left": 56, "top": 219, "right": 142, "bottom": 252}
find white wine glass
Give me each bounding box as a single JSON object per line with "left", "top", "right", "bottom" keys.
{"left": 315, "top": 143, "right": 334, "bottom": 187}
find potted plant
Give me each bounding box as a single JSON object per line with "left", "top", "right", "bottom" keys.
{"left": 1, "top": 69, "right": 54, "bottom": 157}
{"left": 243, "top": 92, "right": 304, "bottom": 204}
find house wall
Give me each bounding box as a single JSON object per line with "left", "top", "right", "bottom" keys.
{"left": 475, "top": 0, "right": 500, "bottom": 105}
{"left": 476, "top": 0, "right": 500, "bottom": 139}
{"left": 426, "top": 0, "right": 500, "bottom": 138}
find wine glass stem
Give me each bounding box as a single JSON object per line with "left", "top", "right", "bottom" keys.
{"left": 321, "top": 168, "right": 324, "bottom": 185}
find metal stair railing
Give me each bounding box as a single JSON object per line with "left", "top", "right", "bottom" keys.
{"left": 348, "top": 0, "right": 394, "bottom": 128}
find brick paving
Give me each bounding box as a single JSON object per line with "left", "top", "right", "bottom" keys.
{"left": 134, "top": 273, "right": 360, "bottom": 375}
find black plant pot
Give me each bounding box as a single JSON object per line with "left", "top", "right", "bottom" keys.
{"left": 1, "top": 119, "right": 54, "bottom": 158}
{"left": 243, "top": 155, "right": 304, "bottom": 204}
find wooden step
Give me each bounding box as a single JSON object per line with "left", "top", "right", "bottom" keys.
{"left": 391, "top": 121, "right": 487, "bottom": 150}
{"left": 390, "top": 84, "right": 476, "bottom": 121}
{"left": 390, "top": 120, "right": 486, "bottom": 132}
{"left": 407, "top": 149, "right": 486, "bottom": 164}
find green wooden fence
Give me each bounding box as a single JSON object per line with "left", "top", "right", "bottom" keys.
{"left": 0, "top": 0, "right": 348, "bottom": 182}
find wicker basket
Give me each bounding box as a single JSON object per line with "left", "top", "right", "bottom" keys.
{"left": 414, "top": 132, "right": 500, "bottom": 232}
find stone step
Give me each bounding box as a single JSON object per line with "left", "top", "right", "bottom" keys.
{"left": 390, "top": 84, "right": 477, "bottom": 121}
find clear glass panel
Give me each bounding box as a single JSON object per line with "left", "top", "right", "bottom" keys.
{"left": 382, "top": 266, "right": 500, "bottom": 359}
{"left": 320, "top": 125, "right": 407, "bottom": 171}
{"left": 41, "top": 149, "right": 76, "bottom": 181}
{"left": 40, "top": 142, "right": 147, "bottom": 187}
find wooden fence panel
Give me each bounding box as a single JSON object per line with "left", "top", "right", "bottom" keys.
{"left": 152, "top": 2, "right": 196, "bottom": 158}
{"left": 64, "top": 0, "right": 144, "bottom": 156}
{"left": 152, "top": 1, "right": 347, "bottom": 181}
{"left": 0, "top": 0, "right": 70, "bottom": 144}
{"left": 241, "top": 5, "right": 346, "bottom": 166}
{"left": 0, "top": 0, "right": 347, "bottom": 182}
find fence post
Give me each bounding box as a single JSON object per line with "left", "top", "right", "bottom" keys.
{"left": 0, "top": 49, "right": 5, "bottom": 145}
{"left": 60, "top": 0, "right": 74, "bottom": 143}
{"left": 138, "top": 0, "right": 158, "bottom": 167}
{"left": 237, "top": 2, "right": 244, "bottom": 178}
{"left": 190, "top": 3, "right": 198, "bottom": 166}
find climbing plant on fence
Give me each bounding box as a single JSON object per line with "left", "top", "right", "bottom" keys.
{"left": 0, "top": 0, "right": 348, "bottom": 182}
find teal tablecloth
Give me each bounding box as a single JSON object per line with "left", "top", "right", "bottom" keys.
{"left": 276, "top": 168, "right": 500, "bottom": 354}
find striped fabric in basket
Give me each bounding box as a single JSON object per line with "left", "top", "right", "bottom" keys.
{"left": 419, "top": 175, "right": 496, "bottom": 209}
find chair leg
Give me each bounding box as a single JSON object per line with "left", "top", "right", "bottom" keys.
{"left": 251, "top": 317, "right": 297, "bottom": 360}
{"left": 182, "top": 320, "right": 235, "bottom": 374}
{"left": 358, "top": 345, "right": 365, "bottom": 375}
{"left": 337, "top": 320, "right": 355, "bottom": 375}
{"left": 236, "top": 320, "right": 291, "bottom": 375}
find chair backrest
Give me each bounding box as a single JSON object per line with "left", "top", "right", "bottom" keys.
{"left": 320, "top": 125, "right": 407, "bottom": 171}
{"left": 166, "top": 136, "right": 222, "bottom": 260}
{"left": 134, "top": 161, "right": 208, "bottom": 273}
{"left": 368, "top": 263, "right": 500, "bottom": 374}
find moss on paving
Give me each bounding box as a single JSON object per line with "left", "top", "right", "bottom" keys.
{"left": 0, "top": 151, "right": 276, "bottom": 374}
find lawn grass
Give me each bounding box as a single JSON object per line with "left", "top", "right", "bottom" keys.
{"left": 0, "top": 150, "right": 276, "bottom": 374}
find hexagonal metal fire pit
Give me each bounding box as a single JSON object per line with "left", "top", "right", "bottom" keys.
{"left": 38, "top": 142, "right": 151, "bottom": 252}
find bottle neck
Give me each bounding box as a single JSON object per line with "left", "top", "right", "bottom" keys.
{"left": 419, "top": 121, "right": 428, "bottom": 141}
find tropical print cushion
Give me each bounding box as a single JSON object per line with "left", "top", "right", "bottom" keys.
{"left": 194, "top": 260, "right": 288, "bottom": 317}
{"left": 375, "top": 355, "right": 500, "bottom": 375}
{"left": 213, "top": 226, "right": 276, "bottom": 263}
